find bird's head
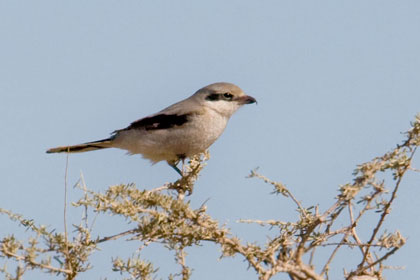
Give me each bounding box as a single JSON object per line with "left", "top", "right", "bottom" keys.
{"left": 193, "top": 82, "right": 257, "bottom": 118}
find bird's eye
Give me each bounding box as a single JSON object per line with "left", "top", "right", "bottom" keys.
{"left": 223, "top": 93, "right": 233, "bottom": 100}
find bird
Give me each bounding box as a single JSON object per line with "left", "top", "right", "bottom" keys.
{"left": 46, "top": 82, "right": 257, "bottom": 176}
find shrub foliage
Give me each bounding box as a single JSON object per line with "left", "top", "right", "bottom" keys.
{"left": 1, "top": 115, "right": 420, "bottom": 280}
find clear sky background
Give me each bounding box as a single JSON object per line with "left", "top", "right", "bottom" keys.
{"left": 1, "top": 1, "right": 420, "bottom": 279}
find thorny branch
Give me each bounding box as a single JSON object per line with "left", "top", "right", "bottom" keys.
{"left": 0, "top": 114, "right": 419, "bottom": 279}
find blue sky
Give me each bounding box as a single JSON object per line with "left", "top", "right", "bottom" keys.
{"left": 1, "top": 1, "right": 420, "bottom": 279}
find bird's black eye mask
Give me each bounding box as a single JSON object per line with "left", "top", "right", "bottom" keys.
{"left": 205, "top": 92, "right": 234, "bottom": 101}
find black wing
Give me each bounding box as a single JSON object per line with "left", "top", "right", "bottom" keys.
{"left": 121, "top": 113, "right": 191, "bottom": 132}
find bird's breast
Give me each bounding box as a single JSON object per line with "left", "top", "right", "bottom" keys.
{"left": 181, "top": 110, "right": 228, "bottom": 153}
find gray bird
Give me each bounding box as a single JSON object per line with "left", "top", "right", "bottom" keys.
{"left": 47, "top": 82, "right": 256, "bottom": 175}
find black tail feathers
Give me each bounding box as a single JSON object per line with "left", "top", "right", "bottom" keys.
{"left": 46, "top": 138, "right": 113, "bottom": 154}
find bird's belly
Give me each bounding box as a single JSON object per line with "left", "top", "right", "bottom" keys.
{"left": 113, "top": 112, "right": 228, "bottom": 163}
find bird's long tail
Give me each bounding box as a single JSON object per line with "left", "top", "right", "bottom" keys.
{"left": 46, "top": 138, "right": 113, "bottom": 154}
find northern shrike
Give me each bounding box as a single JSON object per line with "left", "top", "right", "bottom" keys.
{"left": 47, "top": 82, "right": 256, "bottom": 175}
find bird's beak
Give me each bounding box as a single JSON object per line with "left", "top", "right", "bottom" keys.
{"left": 237, "top": 95, "right": 257, "bottom": 105}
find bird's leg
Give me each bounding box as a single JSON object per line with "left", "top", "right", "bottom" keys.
{"left": 167, "top": 160, "right": 183, "bottom": 176}
{"left": 167, "top": 158, "right": 194, "bottom": 198}
{"left": 181, "top": 158, "right": 186, "bottom": 174}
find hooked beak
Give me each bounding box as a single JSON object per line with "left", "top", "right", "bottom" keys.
{"left": 237, "top": 95, "right": 257, "bottom": 105}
